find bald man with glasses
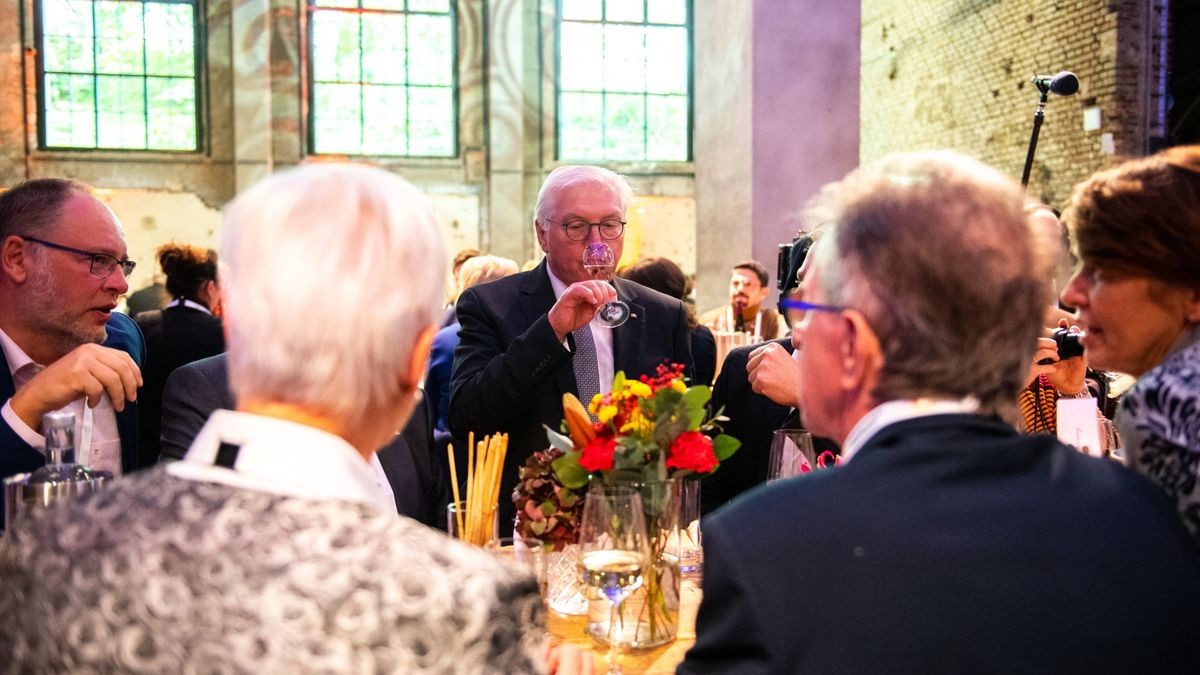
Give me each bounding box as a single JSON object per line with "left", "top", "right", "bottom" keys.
{"left": 0, "top": 178, "right": 145, "bottom": 510}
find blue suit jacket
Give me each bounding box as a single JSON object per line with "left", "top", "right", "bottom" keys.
{"left": 680, "top": 414, "right": 1200, "bottom": 674}
{"left": 1, "top": 311, "right": 145, "bottom": 483}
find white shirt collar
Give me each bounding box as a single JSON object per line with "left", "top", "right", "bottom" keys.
{"left": 0, "top": 325, "right": 35, "bottom": 379}
{"left": 167, "top": 409, "right": 396, "bottom": 514}
{"left": 840, "top": 397, "right": 981, "bottom": 463}
{"left": 166, "top": 298, "right": 212, "bottom": 315}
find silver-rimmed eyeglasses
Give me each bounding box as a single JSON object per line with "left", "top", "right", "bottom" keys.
{"left": 555, "top": 218, "right": 625, "bottom": 242}
{"left": 21, "top": 236, "right": 136, "bottom": 278}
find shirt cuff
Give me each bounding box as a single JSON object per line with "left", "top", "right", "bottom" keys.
{"left": 1, "top": 399, "right": 47, "bottom": 451}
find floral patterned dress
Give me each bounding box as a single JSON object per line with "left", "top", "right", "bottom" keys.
{"left": 1120, "top": 325, "right": 1200, "bottom": 551}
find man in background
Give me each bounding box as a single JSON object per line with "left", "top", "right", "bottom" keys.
{"left": 0, "top": 179, "right": 144, "bottom": 505}
{"left": 700, "top": 260, "right": 785, "bottom": 341}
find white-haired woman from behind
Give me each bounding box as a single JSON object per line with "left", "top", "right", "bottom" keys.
{"left": 0, "top": 163, "right": 594, "bottom": 673}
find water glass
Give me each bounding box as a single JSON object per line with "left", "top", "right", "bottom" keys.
{"left": 768, "top": 429, "right": 815, "bottom": 482}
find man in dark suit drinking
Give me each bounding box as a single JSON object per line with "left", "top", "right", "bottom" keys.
{"left": 680, "top": 151, "right": 1200, "bottom": 673}
{"left": 450, "top": 165, "right": 693, "bottom": 527}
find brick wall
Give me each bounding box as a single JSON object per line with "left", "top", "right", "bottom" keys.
{"left": 861, "top": 0, "right": 1155, "bottom": 208}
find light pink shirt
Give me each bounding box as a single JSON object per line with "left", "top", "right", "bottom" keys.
{"left": 0, "top": 327, "right": 123, "bottom": 475}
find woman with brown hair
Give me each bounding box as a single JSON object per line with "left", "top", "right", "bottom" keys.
{"left": 1060, "top": 145, "right": 1200, "bottom": 549}
{"left": 134, "top": 243, "right": 225, "bottom": 467}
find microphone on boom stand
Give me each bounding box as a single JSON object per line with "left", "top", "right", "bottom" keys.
{"left": 1020, "top": 71, "right": 1079, "bottom": 187}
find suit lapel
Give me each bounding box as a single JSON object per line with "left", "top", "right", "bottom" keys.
{"left": 612, "top": 278, "right": 647, "bottom": 373}
{"left": 0, "top": 348, "right": 14, "bottom": 400}
{"left": 520, "top": 261, "right": 578, "bottom": 397}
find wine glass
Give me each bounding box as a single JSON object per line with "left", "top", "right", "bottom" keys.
{"left": 582, "top": 242, "right": 631, "bottom": 328}
{"left": 577, "top": 487, "right": 649, "bottom": 674}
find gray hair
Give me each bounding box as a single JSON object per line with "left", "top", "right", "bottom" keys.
{"left": 808, "top": 150, "right": 1052, "bottom": 415}
{"left": 533, "top": 165, "right": 635, "bottom": 229}
{"left": 220, "top": 164, "right": 446, "bottom": 426}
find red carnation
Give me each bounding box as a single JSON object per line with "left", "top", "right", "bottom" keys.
{"left": 666, "top": 431, "right": 718, "bottom": 474}
{"left": 579, "top": 435, "right": 617, "bottom": 472}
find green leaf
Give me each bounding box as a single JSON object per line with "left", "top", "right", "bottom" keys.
{"left": 683, "top": 386, "right": 710, "bottom": 429}
{"left": 712, "top": 434, "right": 741, "bottom": 461}
{"left": 552, "top": 451, "right": 590, "bottom": 489}
{"left": 545, "top": 425, "right": 575, "bottom": 454}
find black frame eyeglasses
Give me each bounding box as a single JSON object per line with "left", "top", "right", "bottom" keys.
{"left": 555, "top": 218, "right": 626, "bottom": 241}
{"left": 21, "top": 236, "right": 136, "bottom": 278}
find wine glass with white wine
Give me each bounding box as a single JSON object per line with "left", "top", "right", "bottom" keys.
{"left": 577, "top": 486, "right": 649, "bottom": 674}
{"left": 582, "top": 242, "right": 631, "bottom": 328}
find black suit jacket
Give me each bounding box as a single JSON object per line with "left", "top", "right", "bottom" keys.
{"left": 159, "top": 353, "right": 449, "bottom": 527}
{"left": 449, "top": 260, "right": 694, "bottom": 527}
{"left": 135, "top": 305, "right": 225, "bottom": 467}
{"left": 1, "top": 312, "right": 145, "bottom": 527}
{"left": 681, "top": 415, "right": 1200, "bottom": 674}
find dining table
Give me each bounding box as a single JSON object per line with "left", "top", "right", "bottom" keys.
{"left": 546, "top": 576, "right": 702, "bottom": 674}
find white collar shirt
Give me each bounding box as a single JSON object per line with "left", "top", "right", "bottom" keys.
{"left": 0, "top": 326, "right": 122, "bottom": 475}
{"left": 546, "top": 266, "right": 614, "bottom": 395}
{"left": 167, "top": 409, "right": 397, "bottom": 514}
{"left": 165, "top": 298, "right": 212, "bottom": 314}
{"left": 840, "top": 397, "right": 981, "bottom": 464}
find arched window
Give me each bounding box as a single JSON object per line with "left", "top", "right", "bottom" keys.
{"left": 308, "top": 0, "right": 456, "bottom": 156}
{"left": 557, "top": 0, "right": 691, "bottom": 162}
{"left": 37, "top": 0, "right": 200, "bottom": 150}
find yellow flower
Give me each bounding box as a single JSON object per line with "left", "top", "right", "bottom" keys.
{"left": 627, "top": 381, "right": 653, "bottom": 399}
{"left": 669, "top": 379, "right": 687, "bottom": 394}
{"left": 587, "top": 393, "right": 604, "bottom": 415}
{"left": 597, "top": 404, "right": 618, "bottom": 424}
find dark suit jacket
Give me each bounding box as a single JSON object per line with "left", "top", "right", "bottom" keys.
{"left": 690, "top": 325, "right": 716, "bottom": 387}
{"left": 1, "top": 312, "right": 145, "bottom": 527}
{"left": 681, "top": 415, "right": 1200, "bottom": 674}
{"left": 449, "top": 260, "right": 694, "bottom": 527}
{"left": 159, "top": 353, "right": 449, "bottom": 528}
{"left": 135, "top": 305, "right": 225, "bottom": 467}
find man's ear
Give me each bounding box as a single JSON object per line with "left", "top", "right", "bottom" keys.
{"left": 400, "top": 324, "right": 437, "bottom": 393}
{"left": 838, "top": 310, "right": 883, "bottom": 394}
{"left": 534, "top": 221, "right": 550, "bottom": 254}
{"left": 0, "top": 235, "right": 31, "bottom": 283}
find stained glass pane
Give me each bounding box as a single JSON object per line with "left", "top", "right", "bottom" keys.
{"left": 39, "top": 0, "right": 199, "bottom": 150}
{"left": 647, "top": 0, "right": 686, "bottom": 24}
{"left": 313, "top": 83, "right": 363, "bottom": 154}
{"left": 309, "top": 0, "right": 455, "bottom": 157}
{"left": 561, "top": 0, "right": 601, "bottom": 21}
{"left": 646, "top": 95, "right": 686, "bottom": 160}
{"left": 362, "top": 14, "right": 406, "bottom": 84}
{"left": 407, "top": 86, "right": 453, "bottom": 156}
{"left": 407, "top": 15, "right": 452, "bottom": 85}
{"left": 560, "top": 23, "right": 603, "bottom": 91}
{"left": 44, "top": 73, "right": 96, "bottom": 146}
{"left": 95, "top": 1, "right": 144, "bottom": 75}
{"left": 147, "top": 77, "right": 196, "bottom": 149}
{"left": 42, "top": 0, "right": 94, "bottom": 72}
{"left": 312, "top": 11, "right": 361, "bottom": 82}
{"left": 603, "top": 93, "right": 642, "bottom": 159}
{"left": 559, "top": 92, "right": 602, "bottom": 160}
{"left": 145, "top": 4, "right": 194, "bottom": 76}
{"left": 557, "top": 0, "right": 690, "bottom": 161}
{"left": 645, "top": 26, "right": 686, "bottom": 94}
{"left": 603, "top": 24, "right": 644, "bottom": 92}
{"left": 605, "top": 0, "right": 641, "bottom": 23}
{"left": 362, "top": 85, "right": 407, "bottom": 154}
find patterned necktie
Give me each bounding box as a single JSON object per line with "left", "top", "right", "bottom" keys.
{"left": 572, "top": 324, "right": 602, "bottom": 411}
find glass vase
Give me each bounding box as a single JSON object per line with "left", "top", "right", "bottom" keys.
{"left": 585, "top": 479, "right": 681, "bottom": 649}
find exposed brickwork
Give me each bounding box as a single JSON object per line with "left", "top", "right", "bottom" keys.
{"left": 861, "top": 0, "right": 1153, "bottom": 208}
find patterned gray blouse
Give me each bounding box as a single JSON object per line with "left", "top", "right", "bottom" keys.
{"left": 0, "top": 468, "right": 547, "bottom": 673}
{"left": 1120, "top": 326, "right": 1200, "bottom": 552}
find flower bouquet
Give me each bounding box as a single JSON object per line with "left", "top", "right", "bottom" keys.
{"left": 543, "top": 363, "right": 740, "bottom": 646}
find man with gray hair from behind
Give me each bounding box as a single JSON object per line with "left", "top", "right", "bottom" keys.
{"left": 679, "top": 151, "right": 1200, "bottom": 674}
{"left": 0, "top": 164, "right": 582, "bottom": 672}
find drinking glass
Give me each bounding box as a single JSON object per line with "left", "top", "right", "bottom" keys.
{"left": 767, "top": 429, "right": 815, "bottom": 482}
{"left": 577, "top": 488, "right": 649, "bottom": 674}
{"left": 582, "top": 242, "right": 630, "bottom": 328}
{"left": 486, "top": 536, "right": 546, "bottom": 595}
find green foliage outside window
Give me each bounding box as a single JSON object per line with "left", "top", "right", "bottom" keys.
{"left": 558, "top": 0, "right": 690, "bottom": 162}
{"left": 40, "top": 0, "right": 198, "bottom": 150}
{"left": 309, "top": 0, "right": 456, "bottom": 157}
